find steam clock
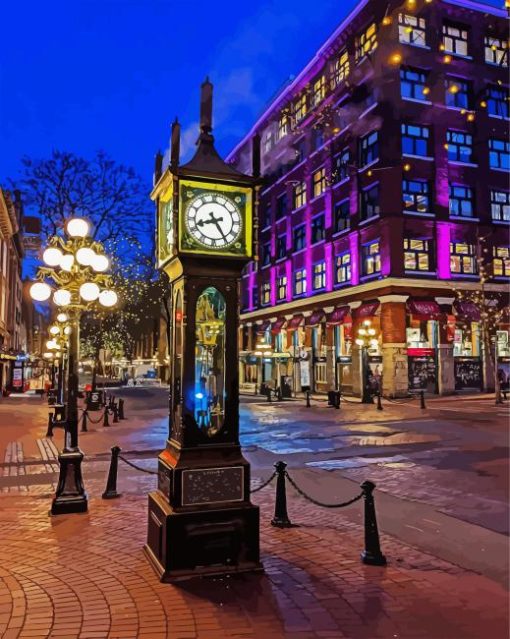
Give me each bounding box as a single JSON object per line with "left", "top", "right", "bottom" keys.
{"left": 145, "top": 79, "right": 262, "bottom": 580}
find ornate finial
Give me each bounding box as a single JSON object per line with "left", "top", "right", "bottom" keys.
{"left": 200, "top": 77, "right": 213, "bottom": 136}
{"left": 171, "top": 118, "right": 180, "bottom": 169}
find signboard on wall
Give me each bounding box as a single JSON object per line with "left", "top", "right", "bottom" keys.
{"left": 454, "top": 357, "right": 482, "bottom": 390}
{"left": 300, "top": 360, "right": 311, "bottom": 389}
{"left": 408, "top": 355, "right": 436, "bottom": 392}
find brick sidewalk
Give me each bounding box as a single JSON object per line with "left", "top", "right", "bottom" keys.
{"left": 0, "top": 486, "right": 507, "bottom": 639}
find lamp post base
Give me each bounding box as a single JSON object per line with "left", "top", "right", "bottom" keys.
{"left": 51, "top": 449, "right": 88, "bottom": 516}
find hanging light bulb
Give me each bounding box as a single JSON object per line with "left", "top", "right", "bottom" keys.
{"left": 64, "top": 326, "right": 72, "bottom": 335}
{"left": 60, "top": 254, "right": 75, "bottom": 271}
{"left": 76, "top": 247, "right": 96, "bottom": 266}
{"left": 49, "top": 325, "right": 60, "bottom": 335}
{"left": 43, "top": 247, "right": 63, "bottom": 267}
{"left": 90, "top": 254, "right": 109, "bottom": 272}
{"left": 80, "top": 282, "right": 100, "bottom": 301}
{"left": 99, "top": 290, "right": 118, "bottom": 307}
{"left": 66, "top": 218, "right": 90, "bottom": 238}
{"left": 30, "top": 282, "right": 52, "bottom": 301}
{"left": 53, "top": 289, "right": 72, "bottom": 306}
{"left": 57, "top": 313, "right": 68, "bottom": 323}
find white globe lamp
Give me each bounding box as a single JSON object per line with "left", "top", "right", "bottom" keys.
{"left": 66, "top": 218, "right": 89, "bottom": 238}
{"left": 49, "top": 325, "right": 60, "bottom": 335}
{"left": 80, "top": 282, "right": 100, "bottom": 301}
{"left": 99, "top": 290, "right": 118, "bottom": 307}
{"left": 60, "top": 254, "right": 74, "bottom": 271}
{"left": 90, "top": 254, "right": 109, "bottom": 272}
{"left": 30, "top": 282, "right": 52, "bottom": 301}
{"left": 53, "top": 289, "right": 72, "bottom": 306}
{"left": 57, "top": 313, "right": 68, "bottom": 323}
{"left": 43, "top": 247, "right": 63, "bottom": 267}
{"left": 76, "top": 247, "right": 95, "bottom": 266}
{"left": 64, "top": 326, "right": 72, "bottom": 335}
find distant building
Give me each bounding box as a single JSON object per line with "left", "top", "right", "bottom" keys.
{"left": 228, "top": 0, "right": 509, "bottom": 396}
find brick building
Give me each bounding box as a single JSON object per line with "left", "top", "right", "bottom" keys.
{"left": 227, "top": 0, "right": 509, "bottom": 397}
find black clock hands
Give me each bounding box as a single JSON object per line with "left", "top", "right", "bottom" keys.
{"left": 197, "top": 211, "right": 228, "bottom": 241}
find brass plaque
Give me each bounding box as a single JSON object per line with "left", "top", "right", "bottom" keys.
{"left": 182, "top": 466, "right": 244, "bottom": 506}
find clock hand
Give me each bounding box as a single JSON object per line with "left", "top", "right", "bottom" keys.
{"left": 197, "top": 212, "right": 228, "bottom": 240}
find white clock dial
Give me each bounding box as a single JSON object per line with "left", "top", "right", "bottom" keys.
{"left": 185, "top": 193, "right": 242, "bottom": 249}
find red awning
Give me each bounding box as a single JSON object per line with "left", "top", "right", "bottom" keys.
{"left": 406, "top": 299, "right": 441, "bottom": 320}
{"left": 287, "top": 315, "right": 304, "bottom": 330}
{"left": 326, "top": 305, "right": 350, "bottom": 325}
{"left": 306, "top": 310, "right": 326, "bottom": 326}
{"left": 256, "top": 320, "right": 271, "bottom": 334}
{"left": 271, "top": 318, "right": 287, "bottom": 334}
{"left": 453, "top": 300, "right": 481, "bottom": 321}
{"left": 352, "top": 301, "right": 379, "bottom": 319}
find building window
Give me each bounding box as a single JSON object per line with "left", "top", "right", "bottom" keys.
{"left": 359, "top": 130, "right": 379, "bottom": 166}
{"left": 356, "top": 23, "right": 377, "bottom": 61}
{"left": 449, "top": 184, "right": 474, "bottom": 218}
{"left": 312, "top": 128, "right": 325, "bottom": 151}
{"left": 276, "top": 193, "right": 288, "bottom": 219}
{"left": 293, "top": 224, "right": 306, "bottom": 251}
{"left": 331, "top": 50, "right": 349, "bottom": 88}
{"left": 261, "top": 204, "right": 272, "bottom": 228}
{"left": 443, "top": 22, "right": 468, "bottom": 57}
{"left": 312, "top": 261, "right": 326, "bottom": 290}
{"left": 491, "top": 190, "right": 510, "bottom": 222}
{"left": 361, "top": 184, "right": 380, "bottom": 221}
{"left": 263, "top": 131, "right": 273, "bottom": 155}
{"left": 276, "top": 235, "right": 286, "bottom": 260}
{"left": 294, "top": 94, "right": 307, "bottom": 124}
{"left": 294, "top": 268, "right": 307, "bottom": 296}
{"left": 400, "top": 67, "right": 428, "bottom": 101}
{"left": 445, "top": 77, "right": 470, "bottom": 109}
{"left": 403, "top": 179, "right": 431, "bottom": 213}
{"left": 404, "top": 239, "right": 432, "bottom": 271}
{"left": 489, "top": 138, "right": 510, "bottom": 170}
{"left": 362, "top": 241, "right": 381, "bottom": 276}
{"left": 446, "top": 130, "right": 473, "bottom": 163}
{"left": 311, "top": 213, "right": 326, "bottom": 244}
{"left": 278, "top": 113, "right": 290, "bottom": 141}
{"left": 312, "top": 168, "right": 327, "bottom": 198}
{"left": 293, "top": 181, "right": 307, "bottom": 209}
{"left": 402, "top": 123, "right": 429, "bottom": 157}
{"left": 334, "top": 200, "right": 350, "bottom": 233}
{"left": 335, "top": 252, "right": 351, "bottom": 284}
{"left": 261, "top": 282, "right": 271, "bottom": 305}
{"left": 312, "top": 75, "right": 326, "bottom": 107}
{"left": 450, "top": 242, "right": 476, "bottom": 275}
{"left": 398, "top": 13, "right": 426, "bottom": 46}
{"left": 261, "top": 241, "right": 271, "bottom": 266}
{"left": 277, "top": 275, "right": 287, "bottom": 301}
{"left": 487, "top": 85, "right": 509, "bottom": 119}
{"left": 333, "top": 149, "right": 350, "bottom": 183}
{"left": 484, "top": 36, "right": 508, "bottom": 67}
{"left": 493, "top": 247, "right": 510, "bottom": 276}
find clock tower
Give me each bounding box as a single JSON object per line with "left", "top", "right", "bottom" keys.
{"left": 146, "top": 79, "right": 262, "bottom": 581}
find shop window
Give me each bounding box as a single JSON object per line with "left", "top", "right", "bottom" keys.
{"left": 276, "top": 193, "right": 288, "bottom": 219}
{"left": 489, "top": 138, "right": 510, "bottom": 170}
{"left": 360, "top": 183, "right": 380, "bottom": 221}
{"left": 491, "top": 190, "right": 510, "bottom": 222}
{"left": 331, "top": 50, "right": 349, "bottom": 88}
{"left": 293, "top": 181, "right": 307, "bottom": 209}
{"left": 399, "top": 14, "right": 426, "bottom": 47}
{"left": 277, "top": 275, "right": 287, "bottom": 301}
{"left": 294, "top": 93, "right": 307, "bottom": 124}
{"left": 334, "top": 200, "right": 350, "bottom": 233}
{"left": 276, "top": 235, "right": 286, "bottom": 260}
{"left": 450, "top": 242, "right": 476, "bottom": 275}
{"left": 278, "top": 113, "right": 289, "bottom": 140}
{"left": 484, "top": 35, "right": 508, "bottom": 67}
{"left": 443, "top": 22, "right": 468, "bottom": 57}
{"left": 359, "top": 130, "right": 379, "bottom": 166}
{"left": 493, "top": 247, "right": 510, "bottom": 276}
{"left": 313, "top": 261, "right": 326, "bottom": 290}
{"left": 446, "top": 130, "right": 473, "bottom": 163}
{"left": 402, "top": 123, "right": 429, "bottom": 157}
{"left": 260, "top": 282, "right": 271, "bottom": 306}
{"left": 333, "top": 149, "right": 350, "bottom": 183}
{"left": 312, "top": 168, "right": 327, "bottom": 198}
{"left": 404, "top": 238, "right": 432, "bottom": 272}
{"left": 261, "top": 241, "right": 271, "bottom": 267}
{"left": 487, "top": 85, "right": 509, "bottom": 119}
{"left": 260, "top": 203, "right": 272, "bottom": 228}
{"left": 401, "top": 67, "right": 428, "bottom": 101}
{"left": 356, "top": 23, "right": 377, "bottom": 61}
{"left": 403, "top": 178, "right": 431, "bottom": 213}
{"left": 445, "top": 77, "right": 471, "bottom": 109}
{"left": 362, "top": 241, "right": 381, "bottom": 276}
{"left": 449, "top": 184, "right": 474, "bottom": 218}
{"left": 312, "top": 75, "right": 326, "bottom": 107}
{"left": 294, "top": 268, "right": 307, "bottom": 296}
{"left": 311, "top": 214, "right": 326, "bottom": 244}
{"left": 293, "top": 224, "right": 306, "bottom": 251}
{"left": 335, "top": 252, "right": 351, "bottom": 284}
{"left": 315, "top": 362, "right": 328, "bottom": 383}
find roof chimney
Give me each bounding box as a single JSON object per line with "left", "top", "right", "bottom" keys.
{"left": 170, "top": 118, "right": 181, "bottom": 169}
{"left": 200, "top": 77, "right": 213, "bottom": 137}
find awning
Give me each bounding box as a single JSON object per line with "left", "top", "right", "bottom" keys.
{"left": 326, "top": 305, "right": 350, "bottom": 325}
{"left": 352, "top": 301, "right": 379, "bottom": 319}
{"left": 287, "top": 315, "right": 304, "bottom": 330}
{"left": 406, "top": 299, "right": 441, "bottom": 320}
{"left": 255, "top": 320, "right": 271, "bottom": 334}
{"left": 271, "top": 318, "right": 287, "bottom": 334}
{"left": 453, "top": 300, "right": 481, "bottom": 321}
{"left": 306, "top": 310, "right": 326, "bottom": 326}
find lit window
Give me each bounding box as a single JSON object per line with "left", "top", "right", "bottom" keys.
{"left": 335, "top": 252, "right": 351, "bottom": 284}
{"left": 443, "top": 22, "right": 469, "bottom": 57}
{"left": 484, "top": 36, "right": 508, "bottom": 67}
{"left": 493, "top": 247, "right": 510, "bottom": 276}
{"left": 361, "top": 184, "right": 380, "bottom": 221}
{"left": 446, "top": 130, "right": 473, "bottom": 163}
{"left": 312, "top": 168, "right": 327, "bottom": 198}
{"left": 334, "top": 200, "right": 350, "bottom": 233}
{"left": 261, "top": 204, "right": 272, "bottom": 228}
{"left": 401, "top": 67, "right": 428, "bottom": 101}
{"left": 491, "top": 190, "right": 510, "bottom": 222}
{"left": 487, "top": 85, "right": 509, "bottom": 119}
{"left": 312, "top": 262, "right": 326, "bottom": 290}
{"left": 276, "top": 193, "right": 288, "bottom": 218}
{"left": 356, "top": 23, "right": 377, "bottom": 61}
{"left": 294, "top": 269, "right": 307, "bottom": 296}
{"left": 278, "top": 112, "right": 289, "bottom": 140}
{"left": 277, "top": 275, "right": 287, "bottom": 301}
{"left": 362, "top": 241, "right": 381, "bottom": 276}
{"left": 489, "top": 138, "right": 510, "bottom": 170}
{"left": 311, "top": 214, "right": 325, "bottom": 244}
{"left": 276, "top": 235, "right": 286, "bottom": 260}
{"left": 333, "top": 149, "right": 350, "bottom": 182}
{"left": 404, "top": 238, "right": 432, "bottom": 272}
{"left": 359, "top": 130, "right": 379, "bottom": 166}
{"left": 449, "top": 184, "right": 474, "bottom": 218}
{"left": 398, "top": 14, "right": 426, "bottom": 47}
{"left": 263, "top": 130, "right": 273, "bottom": 154}
{"left": 260, "top": 282, "right": 271, "bottom": 305}
{"left": 293, "top": 225, "right": 306, "bottom": 251}
{"left": 403, "top": 179, "right": 431, "bottom": 213}
{"left": 294, "top": 94, "right": 308, "bottom": 123}
{"left": 261, "top": 241, "right": 271, "bottom": 267}
{"left": 402, "top": 123, "right": 429, "bottom": 157}
{"left": 445, "top": 77, "right": 471, "bottom": 109}
{"left": 312, "top": 75, "right": 326, "bottom": 107}
{"left": 450, "top": 242, "right": 476, "bottom": 274}
{"left": 331, "top": 50, "right": 349, "bottom": 88}
{"left": 293, "top": 181, "right": 307, "bottom": 209}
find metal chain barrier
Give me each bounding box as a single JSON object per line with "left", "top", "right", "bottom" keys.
{"left": 250, "top": 471, "right": 277, "bottom": 493}
{"left": 285, "top": 470, "right": 363, "bottom": 508}
{"left": 118, "top": 453, "right": 158, "bottom": 475}
{"left": 383, "top": 395, "right": 417, "bottom": 405}
{"left": 82, "top": 408, "right": 108, "bottom": 424}
{"left": 340, "top": 394, "right": 361, "bottom": 404}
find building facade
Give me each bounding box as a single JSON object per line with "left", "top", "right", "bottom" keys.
{"left": 228, "top": 0, "right": 509, "bottom": 396}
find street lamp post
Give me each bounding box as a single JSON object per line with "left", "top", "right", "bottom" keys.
{"left": 30, "top": 218, "right": 118, "bottom": 515}
{"left": 355, "top": 319, "right": 379, "bottom": 404}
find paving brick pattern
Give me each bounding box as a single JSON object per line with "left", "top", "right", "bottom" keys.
{"left": 0, "top": 487, "right": 507, "bottom": 639}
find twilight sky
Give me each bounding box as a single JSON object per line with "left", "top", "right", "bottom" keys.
{"left": 0, "top": 0, "right": 503, "bottom": 191}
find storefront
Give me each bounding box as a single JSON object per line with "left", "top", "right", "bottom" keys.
{"left": 0, "top": 352, "right": 16, "bottom": 395}
{"left": 496, "top": 329, "right": 510, "bottom": 391}
{"left": 405, "top": 299, "right": 441, "bottom": 393}
{"left": 452, "top": 300, "right": 482, "bottom": 391}
{"left": 327, "top": 306, "right": 352, "bottom": 393}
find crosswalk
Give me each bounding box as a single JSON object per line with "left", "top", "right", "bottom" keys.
{"left": 0, "top": 438, "right": 59, "bottom": 493}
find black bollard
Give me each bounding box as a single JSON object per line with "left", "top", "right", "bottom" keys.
{"left": 45, "top": 411, "right": 54, "bottom": 438}
{"left": 335, "top": 391, "right": 341, "bottom": 409}
{"left": 81, "top": 410, "right": 88, "bottom": 433}
{"left": 271, "top": 460, "right": 292, "bottom": 528}
{"left": 376, "top": 391, "right": 383, "bottom": 411}
{"left": 420, "top": 390, "right": 426, "bottom": 410}
{"left": 112, "top": 403, "right": 119, "bottom": 423}
{"left": 305, "top": 390, "right": 311, "bottom": 408}
{"left": 118, "top": 398, "right": 126, "bottom": 420}
{"left": 277, "top": 387, "right": 282, "bottom": 401}
{"left": 109, "top": 395, "right": 115, "bottom": 410}
{"left": 102, "top": 446, "right": 122, "bottom": 499}
{"left": 103, "top": 407, "right": 110, "bottom": 428}
{"left": 360, "top": 480, "right": 387, "bottom": 566}
{"left": 266, "top": 387, "right": 272, "bottom": 403}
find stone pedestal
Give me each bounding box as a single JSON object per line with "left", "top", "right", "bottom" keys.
{"left": 437, "top": 345, "right": 455, "bottom": 395}
{"left": 381, "top": 344, "right": 408, "bottom": 397}
{"left": 351, "top": 345, "right": 362, "bottom": 398}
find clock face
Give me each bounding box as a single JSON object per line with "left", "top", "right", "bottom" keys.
{"left": 185, "top": 193, "right": 242, "bottom": 249}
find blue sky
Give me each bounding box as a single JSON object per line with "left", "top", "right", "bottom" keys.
{"left": 0, "top": 0, "right": 503, "bottom": 190}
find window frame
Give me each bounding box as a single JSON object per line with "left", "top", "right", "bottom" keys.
{"left": 445, "top": 77, "right": 471, "bottom": 110}
{"left": 260, "top": 282, "right": 271, "bottom": 306}
{"left": 403, "top": 238, "right": 432, "bottom": 272}
{"left": 311, "top": 213, "right": 326, "bottom": 244}
{"left": 442, "top": 21, "right": 469, "bottom": 57}
{"left": 402, "top": 123, "right": 430, "bottom": 157}
{"left": 362, "top": 240, "right": 382, "bottom": 276}
{"left": 484, "top": 36, "right": 508, "bottom": 67}
{"left": 493, "top": 246, "right": 510, "bottom": 277}
{"left": 490, "top": 190, "right": 510, "bottom": 222}
{"left": 293, "top": 181, "right": 307, "bottom": 209}
{"left": 331, "top": 50, "right": 350, "bottom": 88}
{"left": 276, "top": 193, "right": 288, "bottom": 219}
{"left": 276, "top": 234, "right": 286, "bottom": 261}
{"left": 335, "top": 251, "right": 351, "bottom": 285}
{"left": 359, "top": 130, "right": 379, "bottom": 166}
{"left": 360, "top": 183, "right": 380, "bottom": 221}
{"left": 403, "top": 178, "right": 431, "bottom": 214}
{"left": 294, "top": 268, "right": 307, "bottom": 296}
{"left": 276, "top": 275, "right": 288, "bottom": 301}
{"left": 489, "top": 138, "right": 510, "bottom": 170}
{"left": 293, "top": 224, "right": 306, "bottom": 251}
{"left": 446, "top": 130, "right": 473, "bottom": 164}
{"left": 334, "top": 199, "right": 350, "bottom": 234}
{"left": 487, "top": 85, "right": 509, "bottom": 119}
{"left": 312, "top": 261, "right": 326, "bottom": 291}
{"left": 261, "top": 241, "right": 271, "bottom": 267}
{"left": 294, "top": 93, "right": 308, "bottom": 124}
{"left": 312, "top": 167, "right": 327, "bottom": 198}
{"left": 450, "top": 242, "right": 477, "bottom": 275}
{"left": 400, "top": 67, "right": 428, "bottom": 101}
{"left": 312, "top": 75, "right": 326, "bottom": 107}
{"left": 356, "top": 23, "right": 377, "bottom": 61}
{"left": 449, "top": 183, "right": 474, "bottom": 218}
{"left": 398, "top": 13, "right": 426, "bottom": 47}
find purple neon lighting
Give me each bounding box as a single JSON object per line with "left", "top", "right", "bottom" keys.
{"left": 349, "top": 232, "right": 360, "bottom": 285}
{"left": 436, "top": 222, "right": 452, "bottom": 279}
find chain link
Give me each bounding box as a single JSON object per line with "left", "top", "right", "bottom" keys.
{"left": 82, "top": 408, "right": 108, "bottom": 424}
{"left": 118, "top": 454, "right": 158, "bottom": 475}
{"left": 285, "top": 471, "right": 363, "bottom": 508}
{"left": 250, "top": 471, "right": 276, "bottom": 493}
